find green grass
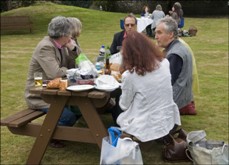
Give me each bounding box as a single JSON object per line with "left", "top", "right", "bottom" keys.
{"left": 1, "top": 2, "right": 228, "bottom": 164}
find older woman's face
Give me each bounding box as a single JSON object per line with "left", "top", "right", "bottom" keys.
{"left": 124, "top": 17, "right": 137, "bottom": 33}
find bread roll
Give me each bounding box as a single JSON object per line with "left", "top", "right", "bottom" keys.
{"left": 46, "top": 78, "right": 61, "bottom": 89}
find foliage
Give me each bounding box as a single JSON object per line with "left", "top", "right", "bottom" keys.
{"left": 0, "top": 2, "right": 228, "bottom": 164}
{"left": 1, "top": 0, "right": 228, "bottom": 16}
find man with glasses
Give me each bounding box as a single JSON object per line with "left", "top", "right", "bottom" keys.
{"left": 110, "top": 13, "right": 137, "bottom": 54}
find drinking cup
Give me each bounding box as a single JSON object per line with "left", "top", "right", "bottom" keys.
{"left": 34, "top": 72, "right": 43, "bottom": 87}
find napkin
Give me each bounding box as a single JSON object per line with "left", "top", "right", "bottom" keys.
{"left": 95, "top": 75, "right": 120, "bottom": 88}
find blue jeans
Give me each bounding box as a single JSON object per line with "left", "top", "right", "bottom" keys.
{"left": 41, "top": 106, "right": 77, "bottom": 126}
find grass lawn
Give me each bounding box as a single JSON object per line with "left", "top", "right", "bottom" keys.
{"left": 1, "top": 2, "right": 228, "bottom": 164}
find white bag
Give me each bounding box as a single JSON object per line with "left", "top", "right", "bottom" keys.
{"left": 100, "top": 136, "right": 143, "bottom": 165}
{"left": 109, "top": 52, "right": 122, "bottom": 65}
{"left": 186, "top": 130, "right": 229, "bottom": 165}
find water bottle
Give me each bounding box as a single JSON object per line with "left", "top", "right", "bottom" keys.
{"left": 99, "top": 45, "right": 105, "bottom": 56}
{"left": 96, "top": 45, "right": 106, "bottom": 69}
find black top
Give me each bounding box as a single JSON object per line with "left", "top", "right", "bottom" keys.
{"left": 167, "top": 53, "right": 183, "bottom": 85}
{"left": 110, "top": 30, "right": 125, "bottom": 54}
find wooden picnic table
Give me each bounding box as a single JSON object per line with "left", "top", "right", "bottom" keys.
{"left": 7, "top": 87, "right": 111, "bottom": 164}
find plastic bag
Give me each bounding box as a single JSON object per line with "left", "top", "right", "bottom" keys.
{"left": 100, "top": 127, "right": 143, "bottom": 165}
{"left": 75, "top": 53, "right": 98, "bottom": 78}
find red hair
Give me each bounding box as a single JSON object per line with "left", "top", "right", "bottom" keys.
{"left": 121, "top": 31, "right": 163, "bottom": 76}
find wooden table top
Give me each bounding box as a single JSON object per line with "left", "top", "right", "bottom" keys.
{"left": 29, "top": 86, "right": 109, "bottom": 99}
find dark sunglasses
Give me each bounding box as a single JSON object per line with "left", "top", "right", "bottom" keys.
{"left": 125, "top": 23, "right": 136, "bottom": 27}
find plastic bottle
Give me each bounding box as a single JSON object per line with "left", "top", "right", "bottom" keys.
{"left": 96, "top": 45, "right": 106, "bottom": 69}
{"left": 99, "top": 45, "right": 105, "bottom": 57}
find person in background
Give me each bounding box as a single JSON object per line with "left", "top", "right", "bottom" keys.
{"left": 110, "top": 13, "right": 137, "bottom": 54}
{"left": 175, "top": 2, "right": 184, "bottom": 18}
{"left": 155, "top": 16, "right": 197, "bottom": 115}
{"left": 141, "top": 5, "right": 153, "bottom": 37}
{"left": 116, "top": 31, "right": 181, "bottom": 142}
{"left": 141, "top": 5, "right": 150, "bottom": 17}
{"left": 151, "top": 4, "right": 165, "bottom": 36}
{"left": 168, "top": 2, "right": 183, "bottom": 25}
{"left": 24, "top": 16, "right": 81, "bottom": 148}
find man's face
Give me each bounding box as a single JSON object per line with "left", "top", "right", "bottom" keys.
{"left": 124, "top": 17, "right": 137, "bottom": 33}
{"left": 155, "top": 23, "right": 174, "bottom": 48}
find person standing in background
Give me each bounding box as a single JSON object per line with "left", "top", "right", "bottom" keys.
{"left": 151, "top": 4, "right": 165, "bottom": 37}
{"left": 155, "top": 16, "right": 197, "bottom": 115}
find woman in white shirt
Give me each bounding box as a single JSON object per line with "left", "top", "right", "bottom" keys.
{"left": 117, "top": 31, "right": 181, "bottom": 142}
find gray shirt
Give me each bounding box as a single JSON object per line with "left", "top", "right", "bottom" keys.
{"left": 151, "top": 10, "right": 165, "bottom": 29}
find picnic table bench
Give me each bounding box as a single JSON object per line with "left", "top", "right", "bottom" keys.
{"left": 1, "top": 16, "right": 33, "bottom": 33}
{"left": 0, "top": 109, "right": 45, "bottom": 128}
{"left": 0, "top": 87, "right": 111, "bottom": 164}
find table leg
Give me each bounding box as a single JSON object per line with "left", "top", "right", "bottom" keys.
{"left": 71, "top": 97, "right": 108, "bottom": 148}
{"left": 26, "top": 96, "right": 68, "bottom": 165}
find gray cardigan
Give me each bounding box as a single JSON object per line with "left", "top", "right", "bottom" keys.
{"left": 166, "top": 40, "right": 193, "bottom": 109}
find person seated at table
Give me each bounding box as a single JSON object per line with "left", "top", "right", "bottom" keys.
{"left": 24, "top": 16, "right": 82, "bottom": 148}
{"left": 141, "top": 5, "right": 153, "bottom": 37}
{"left": 110, "top": 13, "right": 137, "bottom": 54}
{"left": 151, "top": 4, "right": 165, "bottom": 36}
{"left": 116, "top": 31, "right": 181, "bottom": 142}
{"left": 155, "top": 16, "right": 196, "bottom": 115}
{"left": 67, "top": 17, "right": 82, "bottom": 56}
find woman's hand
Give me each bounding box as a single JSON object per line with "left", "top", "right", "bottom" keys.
{"left": 66, "top": 39, "right": 77, "bottom": 51}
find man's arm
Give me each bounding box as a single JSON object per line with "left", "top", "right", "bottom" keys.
{"left": 167, "top": 54, "right": 183, "bottom": 85}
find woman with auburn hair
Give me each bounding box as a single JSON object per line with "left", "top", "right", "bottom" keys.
{"left": 117, "top": 31, "right": 181, "bottom": 142}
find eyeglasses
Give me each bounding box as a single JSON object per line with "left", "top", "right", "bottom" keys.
{"left": 124, "top": 23, "right": 136, "bottom": 27}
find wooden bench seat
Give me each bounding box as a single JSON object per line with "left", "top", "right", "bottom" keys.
{"left": 1, "top": 16, "right": 33, "bottom": 33}
{"left": 0, "top": 109, "right": 45, "bottom": 128}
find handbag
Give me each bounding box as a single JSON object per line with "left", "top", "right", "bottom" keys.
{"left": 162, "top": 128, "right": 190, "bottom": 161}
{"left": 186, "top": 130, "right": 228, "bottom": 165}
{"left": 100, "top": 127, "right": 143, "bottom": 165}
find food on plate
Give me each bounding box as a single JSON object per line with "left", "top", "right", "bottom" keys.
{"left": 77, "top": 79, "right": 95, "bottom": 85}
{"left": 110, "top": 63, "right": 122, "bottom": 82}
{"left": 46, "top": 78, "right": 61, "bottom": 89}
{"left": 110, "top": 63, "right": 120, "bottom": 71}
{"left": 112, "top": 72, "right": 122, "bottom": 82}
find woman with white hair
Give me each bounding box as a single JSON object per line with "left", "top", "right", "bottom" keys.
{"left": 67, "top": 17, "right": 82, "bottom": 55}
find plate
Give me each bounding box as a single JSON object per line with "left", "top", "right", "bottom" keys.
{"left": 67, "top": 85, "right": 94, "bottom": 91}
{"left": 95, "top": 84, "right": 119, "bottom": 92}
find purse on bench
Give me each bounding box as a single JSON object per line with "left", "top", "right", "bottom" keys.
{"left": 162, "top": 128, "right": 191, "bottom": 162}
